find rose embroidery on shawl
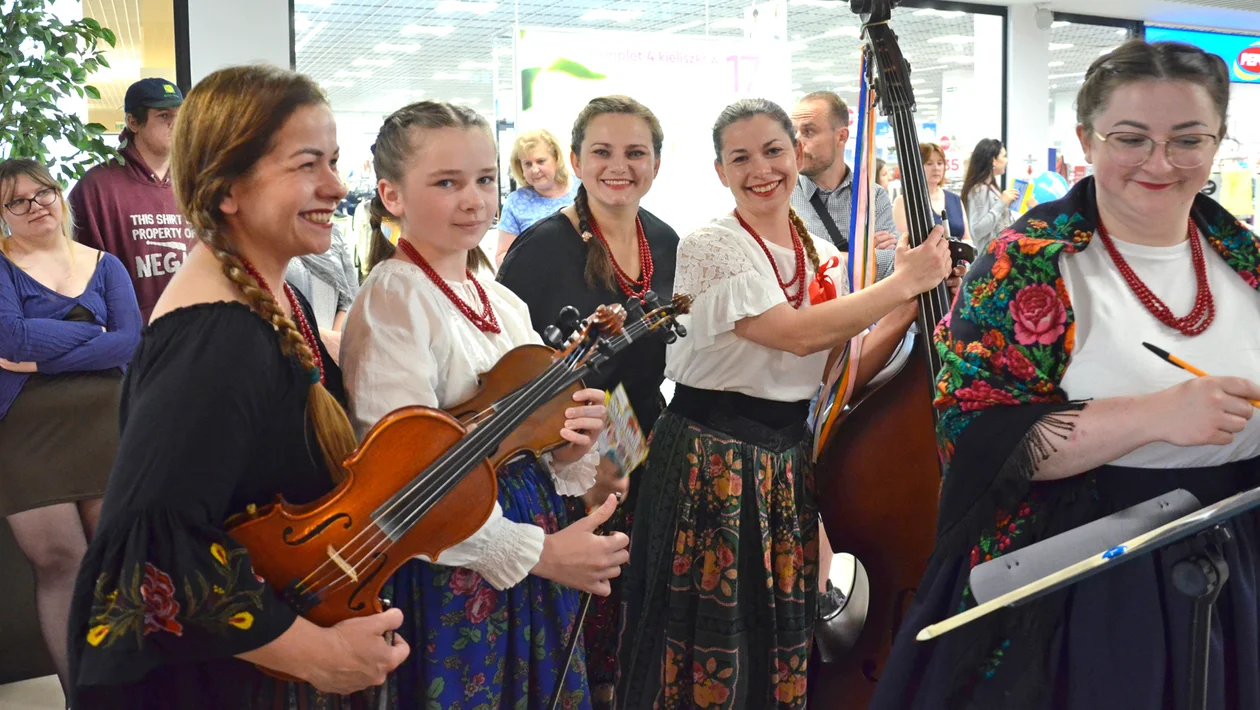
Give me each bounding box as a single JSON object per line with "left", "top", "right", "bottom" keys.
{"left": 952, "top": 380, "right": 1020, "bottom": 411}
{"left": 465, "top": 586, "right": 497, "bottom": 624}
{"left": 1009, "top": 284, "right": 1066, "bottom": 346}
{"left": 140, "top": 563, "right": 184, "bottom": 637}
{"left": 450, "top": 567, "right": 481, "bottom": 596}
{"left": 1003, "top": 346, "right": 1036, "bottom": 380}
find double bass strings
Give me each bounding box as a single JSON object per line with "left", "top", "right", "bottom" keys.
{"left": 302, "top": 315, "right": 661, "bottom": 601}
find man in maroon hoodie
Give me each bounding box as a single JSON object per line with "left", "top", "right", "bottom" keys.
{"left": 70, "top": 78, "right": 192, "bottom": 322}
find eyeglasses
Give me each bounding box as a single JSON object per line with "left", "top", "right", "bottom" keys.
{"left": 1094, "top": 131, "right": 1220, "bottom": 169}
{"left": 3, "top": 187, "right": 58, "bottom": 216}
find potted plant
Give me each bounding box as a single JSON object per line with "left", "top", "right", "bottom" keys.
{"left": 1, "top": 0, "right": 117, "bottom": 181}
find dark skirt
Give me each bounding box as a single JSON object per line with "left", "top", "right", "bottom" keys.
{"left": 873, "top": 460, "right": 1260, "bottom": 710}
{"left": 0, "top": 369, "right": 121, "bottom": 516}
{"left": 388, "top": 457, "right": 589, "bottom": 710}
{"left": 616, "top": 387, "right": 819, "bottom": 710}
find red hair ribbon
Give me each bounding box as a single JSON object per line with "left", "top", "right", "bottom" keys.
{"left": 809, "top": 255, "right": 841, "bottom": 305}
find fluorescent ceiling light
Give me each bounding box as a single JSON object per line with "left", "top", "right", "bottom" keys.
{"left": 450, "top": 97, "right": 483, "bottom": 105}
{"left": 913, "top": 65, "right": 948, "bottom": 72}
{"left": 335, "top": 70, "right": 372, "bottom": 78}
{"left": 1099, "top": 47, "right": 1116, "bottom": 55}
{"left": 1049, "top": 71, "right": 1086, "bottom": 79}
{"left": 375, "top": 42, "right": 420, "bottom": 53}
{"left": 917, "top": 98, "right": 940, "bottom": 103}
{"left": 580, "top": 8, "right": 642, "bottom": 22}
{"left": 299, "top": 0, "right": 333, "bottom": 6}
{"left": 911, "top": 78, "right": 926, "bottom": 84}
{"left": 295, "top": 14, "right": 311, "bottom": 32}
{"left": 436, "top": 1, "right": 497, "bottom": 15}
{"left": 836, "top": 85, "right": 859, "bottom": 92}
{"left": 352, "top": 57, "right": 395, "bottom": 67}
{"left": 1117, "top": 28, "right": 1129, "bottom": 35}
{"left": 1051, "top": 20, "right": 1071, "bottom": 28}
{"left": 661, "top": 20, "right": 705, "bottom": 33}
{"left": 789, "top": 0, "right": 847, "bottom": 7}
{"left": 712, "top": 17, "right": 747, "bottom": 29}
{"left": 914, "top": 8, "right": 964, "bottom": 18}
{"left": 1049, "top": 43, "right": 1074, "bottom": 50}
{"left": 917, "top": 88, "right": 935, "bottom": 94}
{"left": 939, "top": 55, "right": 974, "bottom": 64}
{"left": 812, "top": 75, "right": 845, "bottom": 82}
{"left": 791, "top": 83, "right": 803, "bottom": 89}
{"left": 792, "top": 61, "right": 833, "bottom": 69}
{"left": 401, "top": 25, "right": 455, "bottom": 37}
{"left": 928, "top": 35, "right": 973, "bottom": 44}
{"left": 1048, "top": 61, "right": 1065, "bottom": 67}
{"left": 294, "top": 21, "right": 327, "bottom": 52}
{"left": 434, "top": 71, "right": 473, "bottom": 80}
{"left": 459, "top": 60, "right": 497, "bottom": 70}
{"left": 321, "top": 80, "right": 354, "bottom": 88}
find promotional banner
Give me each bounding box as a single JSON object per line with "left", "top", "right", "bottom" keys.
{"left": 1145, "top": 26, "right": 1260, "bottom": 84}
{"left": 515, "top": 27, "right": 791, "bottom": 234}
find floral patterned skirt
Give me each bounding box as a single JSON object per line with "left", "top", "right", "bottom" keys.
{"left": 388, "top": 457, "right": 589, "bottom": 710}
{"left": 615, "top": 409, "right": 819, "bottom": 709}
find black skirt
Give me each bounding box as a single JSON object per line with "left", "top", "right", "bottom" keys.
{"left": 0, "top": 368, "right": 120, "bottom": 516}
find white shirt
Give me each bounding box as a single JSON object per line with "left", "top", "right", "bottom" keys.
{"left": 340, "top": 258, "right": 598, "bottom": 590}
{"left": 1060, "top": 232, "right": 1260, "bottom": 468}
{"left": 666, "top": 212, "right": 846, "bottom": 402}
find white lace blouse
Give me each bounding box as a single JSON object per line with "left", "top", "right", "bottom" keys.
{"left": 340, "top": 258, "right": 599, "bottom": 590}
{"left": 665, "top": 212, "right": 847, "bottom": 402}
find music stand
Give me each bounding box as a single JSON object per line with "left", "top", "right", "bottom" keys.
{"left": 917, "top": 484, "right": 1260, "bottom": 710}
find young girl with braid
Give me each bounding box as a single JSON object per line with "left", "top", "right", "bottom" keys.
{"left": 338, "top": 101, "right": 629, "bottom": 710}
{"left": 497, "top": 95, "right": 678, "bottom": 708}
{"left": 615, "top": 99, "right": 955, "bottom": 709}
{"left": 66, "top": 65, "right": 407, "bottom": 709}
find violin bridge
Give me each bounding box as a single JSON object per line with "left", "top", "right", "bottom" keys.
{"left": 327, "top": 544, "right": 359, "bottom": 582}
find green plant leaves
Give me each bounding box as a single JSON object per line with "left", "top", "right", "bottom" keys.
{"left": 1, "top": 3, "right": 120, "bottom": 176}
{"left": 547, "top": 58, "right": 605, "bottom": 80}
{"left": 519, "top": 58, "right": 607, "bottom": 112}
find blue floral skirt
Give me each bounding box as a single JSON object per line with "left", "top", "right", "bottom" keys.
{"left": 389, "top": 458, "right": 590, "bottom": 710}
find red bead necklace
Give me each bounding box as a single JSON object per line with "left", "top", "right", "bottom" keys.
{"left": 238, "top": 257, "right": 325, "bottom": 385}
{"left": 396, "top": 238, "right": 501, "bottom": 334}
{"left": 734, "top": 210, "right": 807, "bottom": 309}
{"left": 1097, "top": 217, "right": 1215, "bottom": 337}
{"left": 586, "top": 212, "right": 654, "bottom": 302}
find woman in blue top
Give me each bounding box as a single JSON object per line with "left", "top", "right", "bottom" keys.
{"left": 495, "top": 128, "right": 577, "bottom": 266}
{"left": 0, "top": 158, "right": 141, "bottom": 697}
{"left": 893, "top": 141, "right": 972, "bottom": 245}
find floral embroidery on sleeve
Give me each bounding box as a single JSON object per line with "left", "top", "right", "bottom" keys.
{"left": 87, "top": 543, "right": 268, "bottom": 648}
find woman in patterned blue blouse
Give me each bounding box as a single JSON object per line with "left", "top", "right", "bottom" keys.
{"left": 495, "top": 128, "right": 577, "bottom": 266}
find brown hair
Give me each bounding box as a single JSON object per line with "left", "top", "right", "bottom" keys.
{"left": 509, "top": 128, "right": 569, "bottom": 190}
{"left": 960, "top": 138, "right": 1004, "bottom": 203}
{"left": 0, "top": 158, "right": 76, "bottom": 249}
{"left": 799, "top": 90, "right": 850, "bottom": 129}
{"left": 711, "top": 98, "right": 821, "bottom": 272}
{"left": 919, "top": 142, "right": 948, "bottom": 188}
{"left": 570, "top": 95, "right": 664, "bottom": 291}
{"left": 170, "top": 64, "right": 355, "bottom": 482}
{"left": 365, "top": 101, "right": 495, "bottom": 275}
{"left": 1077, "top": 39, "right": 1230, "bottom": 137}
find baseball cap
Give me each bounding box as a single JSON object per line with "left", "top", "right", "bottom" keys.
{"left": 124, "top": 78, "right": 183, "bottom": 114}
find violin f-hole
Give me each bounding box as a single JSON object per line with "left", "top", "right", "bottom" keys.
{"left": 282, "top": 512, "right": 353, "bottom": 546}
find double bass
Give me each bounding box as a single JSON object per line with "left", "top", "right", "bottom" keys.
{"left": 812, "top": 1, "right": 958, "bottom": 706}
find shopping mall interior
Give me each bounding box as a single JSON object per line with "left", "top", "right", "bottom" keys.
{"left": 3, "top": 0, "right": 1260, "bottom": 707}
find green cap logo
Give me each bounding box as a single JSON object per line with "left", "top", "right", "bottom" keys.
{"left": 163, "top": 83, "right": 176, "bottom": 95}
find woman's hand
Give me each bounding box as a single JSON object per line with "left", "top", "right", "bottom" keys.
{"left": 1147, "top": 376, "right": 1260, "bottom": 447}
{"left": 946, "top": 263, "right": 968, "bottom": 301}
{"left": 1000, "top": 187, "right": 1020, "bottom": 206}
{"left": 0, "top": 358, "right": 36, "bottom": 373}
{"left": 305, "top": 609, "right": 410, "bottom": 694}
{"left": 891, "top": 226, "right": 952, "bottom": 299}
{"left": 550, "top": 388, "right": 607, "bottom": 464}
{"left": 583, "top": 455, "right": 630, "bottom": 509}
{"left": 532, "top": 495, "right": 630, "bottom": 596}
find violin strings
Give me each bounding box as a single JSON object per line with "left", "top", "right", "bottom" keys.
{"left": 299, "top": 316, "right": 663, "bottom": 600}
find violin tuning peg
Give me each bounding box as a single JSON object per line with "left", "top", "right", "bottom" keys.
{"left": 597, "top": 340, "right": 616, "bottom": 357}
{"left": 661, "top": 330, "right": 678, "bottom": 345}
{"left": 642, "top": 291, "right": 660, "bottom": 308}
{"left": 558, "top": 306, "right": 582, "bottom": 333}
{"left": 625, "top": 298, "right": 645, "bottom": 320}
{"left": 542, "top": 325, "right": 565, "bottom": 349}
{"left": 673, "top": 323, "right": 687, "bottom": 338}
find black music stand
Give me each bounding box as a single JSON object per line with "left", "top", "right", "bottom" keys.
{"left": 924, "top": 484, "right": 1260, "bottom": 710}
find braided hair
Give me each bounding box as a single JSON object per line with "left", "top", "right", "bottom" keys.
{"left": 712, "top": 98, "right": 821, "bottom": 271}
{"left": 170, "top": 65, "right": 355, "bottom": 481}
{"left": 366, "top": 101, "right": 495, "bottom": 275}
{"left": 569, "top": 95, "right": 664, "bottom": 291}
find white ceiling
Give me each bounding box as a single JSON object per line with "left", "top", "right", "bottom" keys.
{"left": 292, "top": 0, "right": 1159, "bottom": 124}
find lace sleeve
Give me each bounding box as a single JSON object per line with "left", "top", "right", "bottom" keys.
{"left": 675, "top": 225, "right": 785, "bottom": 350}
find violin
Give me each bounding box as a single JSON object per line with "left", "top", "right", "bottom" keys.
{"left": 811, "top": 1, "right": 955, "bottom": 706}
{"left": 227, "top": 294, "right": 690, "bottom": 660}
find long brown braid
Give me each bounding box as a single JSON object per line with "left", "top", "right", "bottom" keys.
{"left": 788, "top": 206, "right": 821, "bottom": 271}
{"left": 170, "top": 65, "right": 355, "bottom": 481}
{"left": 569, "top": 95, "right": 664, "bottom": 292}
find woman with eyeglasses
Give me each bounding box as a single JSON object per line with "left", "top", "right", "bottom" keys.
{"left": 872, "top": 40, "right": 1260, "bottom": 710}
{"left": 0, "top": 158, "right": 141, "bottom": 699}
